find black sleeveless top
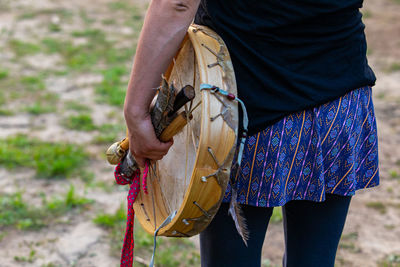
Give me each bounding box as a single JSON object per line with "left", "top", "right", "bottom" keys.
{"left": 195, "top": 0, "right": 376, "bottom": 135}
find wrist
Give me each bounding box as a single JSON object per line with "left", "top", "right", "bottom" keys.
{"left": 124, "top": 104, "right": 149, "bottom": 122}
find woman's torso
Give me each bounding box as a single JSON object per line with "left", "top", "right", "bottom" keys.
{"left": 195, "top": 0, "right": 376, "bottom": 135}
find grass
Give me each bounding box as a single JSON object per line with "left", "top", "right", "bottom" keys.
{"left": 93, "top": 123, "right": 125, "bottom": 144}
{"left": 48, "top": 23, "right": 62, "bottom": 32}
{"left": 9, "top": 40, "right": 41, "bottom": 57}
{"left": 0, "top": 192, "right": 47, "bottom": 230}
{"left": 14, "top": 249, "right": 36, "bottom": 263}
{"left": 0, "top": 69, "right": 8, "bottom": 80}
{"left": 18, "top": 8, "right": 73, "bottom": 21}
{"left": 93, "top": 206, "right": 201, "bottom": 266}
{"left": 362, "top": 9, "right": 372, "bottom": 19}
{"left": 20, "top": 75, "right": 46, "bottom": 91}
{"left": 72, "top": 29, "right": 106, "bottom": 39}
{"left": 93, "top": 204, "right": 126, "bottom": 256}
{"left": 338, "top": 231, "right": 360, "bottom": 253}
{"left": 79, "top": 10, "right": 96, "bottom": 25}
{"left": 0, "top": 186, "right": 92, "bottom": 231}
{"left": 378, "top": 254, "right": 400, "bottom": 267}
{"left": 270, "top": 207, "right": 283, "bottom": 223}
{"left": 0, "top": 109, "right": 13, "bottom": 116}
{"left": 0, "top": 90, "right": 5, "bottom": 105}
{"left": 65, "top": 101, "right": 91, "bottom": 112}
{"left": 95, "top": 66, "right": 128, "bottom": 107}
{"left": 25, "top": 101, "right": 57, "bottom": 115}
{"left": 262, "top": 259, "right": 280, "bottom": 267}
{"left": 41, "top": 31, "right": 134, "bottom": 71}
{"left": 387, "top": 62, "right": 400, "bottom": 73}
{"left": 366, "top": 201, "right": 387, "bottom": 214}
{"left": 389, "top": 170, "right": 399, "bottom": 179}
{"left": 44, "top": 185, "right": 93, "bottom": 215}
{"left": 63, "top": 114, "right": 97, "bottom": 131}
{"left": 0, "top": 135, "right": 89, "bottom": 179}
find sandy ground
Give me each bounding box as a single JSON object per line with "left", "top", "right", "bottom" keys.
{"left": 0, "top": 0, "right": 399, "bottom": 266}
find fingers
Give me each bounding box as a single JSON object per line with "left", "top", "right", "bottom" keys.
{"left": 125, "top": 115, "right": 174, "bottom": 166}
{"left": 134, "top": 155, "right": 147, "bottom": 168}
{"left": 131, "top": 140, "right": 173, "bottom": 158}
{"left": 132, "top": 143, "right": 170, "bottom": 167}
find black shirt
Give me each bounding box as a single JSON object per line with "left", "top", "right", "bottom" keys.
{"left": 195, "top": 0, "right": 376, "bottom": 135}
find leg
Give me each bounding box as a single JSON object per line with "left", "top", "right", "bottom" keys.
{"left": 282, "top": 193, "right": 352, "bottom": 267}
{"left": 200, "top": 203, "right": 273, "bottom": 267}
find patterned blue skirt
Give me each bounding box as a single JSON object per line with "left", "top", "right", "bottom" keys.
{"left": 223, "top": 86, "right": 379, "bottom": 207}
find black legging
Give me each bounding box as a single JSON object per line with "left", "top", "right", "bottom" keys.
{"left": 200, "top": 194, "right": 352, "bottom": 267}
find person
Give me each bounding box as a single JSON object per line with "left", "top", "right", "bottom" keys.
{"left": 123, "top": 1, "right": 379, "bottom": 266}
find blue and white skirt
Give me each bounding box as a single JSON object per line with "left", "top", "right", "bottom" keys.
{"left": 223, "top": 86, "right": 379, "bottom": 207}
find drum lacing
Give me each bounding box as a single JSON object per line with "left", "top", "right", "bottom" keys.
{"left": 200, "top": 83, "right": 249, "bottom": 166}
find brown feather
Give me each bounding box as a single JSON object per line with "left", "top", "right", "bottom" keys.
{"left": 228, "top": 187, "right": 249, "bottom": 246}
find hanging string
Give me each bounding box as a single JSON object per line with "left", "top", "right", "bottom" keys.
{"left": 200, "top": 83, "right": 248, "bottom": 166}
{"left": 114, "top": 160, "right": 149, "bottom": 267}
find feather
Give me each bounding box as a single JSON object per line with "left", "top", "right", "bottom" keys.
{"left": 228, "top": 186, "right": 249, "bottom": 246}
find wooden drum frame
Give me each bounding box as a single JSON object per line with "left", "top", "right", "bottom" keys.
{"left": 133, "top": 25, "right": 239, "bottom": 237}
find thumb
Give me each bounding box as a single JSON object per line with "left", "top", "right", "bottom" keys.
{"left": 157, "top": 139, "right": 173, "bottom": 151}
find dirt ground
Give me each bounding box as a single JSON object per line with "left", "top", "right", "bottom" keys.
{"left": 0, "top": 0, "right": 399, "bottom": 266}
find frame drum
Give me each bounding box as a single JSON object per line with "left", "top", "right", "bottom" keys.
{"left": 133, "top": 25, "right": 239, "bottom": 237}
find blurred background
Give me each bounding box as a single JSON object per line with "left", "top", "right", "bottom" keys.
{"left": 0, "top": 0, "right": 399, "bottom": 266}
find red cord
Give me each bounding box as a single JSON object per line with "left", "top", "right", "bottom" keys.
{"left": 114, "top": 160, "right": 149, "bottom": 267}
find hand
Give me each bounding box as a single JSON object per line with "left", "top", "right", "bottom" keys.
{"left": 124, "top": 110, "right": 173, "bottom": 167}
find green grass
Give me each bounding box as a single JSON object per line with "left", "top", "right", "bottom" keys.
{"left": 387, "top": 62, "right": 400, "bottom": 73}
{"left": 341, "top": 232, "right": 358, "bottom": 241}
{"left": 0, "top": 192, "right": 47, "bottom": 230}
{"left": 79, "top": 10, "right": 96, "bottom": 25}
{"left": 25, "top": 102, "right": 57, "bottom": 115}
{"left": 366, "top": 201, "right": 387, "bottom": 214}
{"left": 102, "top": 18, "right": 116, "bottom": 25}
{"left": 41, "top": 262, "right": 60, "bottom": 267}
{"left": 18, "top": 8, "right": 73, "bottom": 21}
{"left": 389, "top": 170, "right": 399, "bottom": 179}
{"left": 42, "top": 32, "right": 134, "bottom": 71}
{"left": 9, "top": 39, "right": 41, "bottom": 57}
{"left": 0, "top": 69, "right": 8, "bottom": 80}
{"left": 94, "top": 206, "right": 200, "bottom": 266}
{"left": 65, "top": 101, "right": 91, "bottom": 112}
{"left": 262, "top": 259, "right": 280, "bottom": 267}
{"left": 48, "top": 23, "right": 62, "bottom": 32}
{"left": 362, "top": 9, "right": 372, "bottom": 19}
{"left": 95, "top": 66, "right": 128, "bottom": 106}
{"left": 0, "top": 186, "right": 92, "bottom": 230}
{"left": 44, "top": 185, "right": 93, "bottom": 215}
{"left": 63, "top": 114, "right": 97, "bottom": 131}
{"left": 20, "top": 75, "right": 46, "bottom": 91}
{"left": 42, "top": 38, "right": 102, "bottom": 71}
{"left": 0, "top": 109, "right": 13, "bottom": 116}
{"left": 72, "top": 29, "right": 106, "bottom": 39}
{"left": 93, "top": 204, "right": 126, "bottom": 256}
{"left": 339, "top": 232, "right": 360, "bottom": 253}
{"left": 107, "top": 1, "right": 131, "bottom": 11}
{"left": 0, "top": 135, "right": 89, "bottom": 179}
{"left": 93, "top": 123, "right": 125, "bottom": 144}
{"left": 378, "top": 254, "right": 400, "bottom": 267}
{"left": 0, "top": 90, "right": 5, "bottom": 105}
{"left": 270, "top": 207, "right": 283, "bottom": 223}
{"left": 14, "top": 249, "right": 36, "bottom": 263}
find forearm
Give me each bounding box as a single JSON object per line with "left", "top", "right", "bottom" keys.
{"left": 124, "top": 0, "right": 200, "bottom": 118}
